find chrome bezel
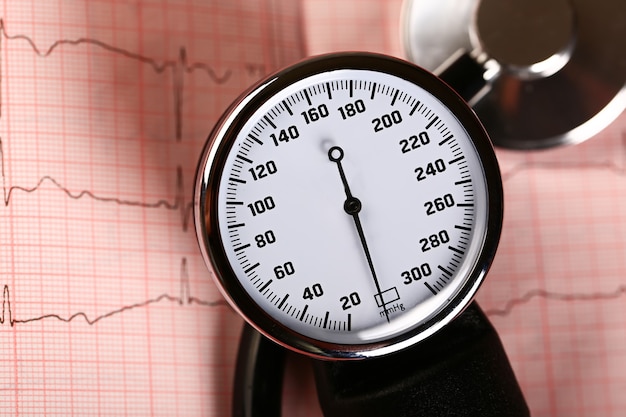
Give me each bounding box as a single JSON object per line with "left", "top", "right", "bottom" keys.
{"left": 194, "top": 53, "right": 503, "bottom": 360}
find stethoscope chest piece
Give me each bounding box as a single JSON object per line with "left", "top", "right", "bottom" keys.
{"left": 402, "top": 0, "right": 626, "bottom": 149}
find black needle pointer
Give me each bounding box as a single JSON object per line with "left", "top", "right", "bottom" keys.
{"left": 328, "top": 146, "right": 390, "bottom": 323}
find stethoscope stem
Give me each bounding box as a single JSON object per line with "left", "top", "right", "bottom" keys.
{"left": 436, "top": 50, "right": 490, "bottom": 104}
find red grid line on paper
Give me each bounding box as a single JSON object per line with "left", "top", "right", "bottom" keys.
{"left": 2, "top": 0, "right": 626, "bottom": 416}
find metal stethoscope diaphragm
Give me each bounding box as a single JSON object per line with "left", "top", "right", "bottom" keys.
{"left": 402, "top": 0, "right": 626, "bottom": 149}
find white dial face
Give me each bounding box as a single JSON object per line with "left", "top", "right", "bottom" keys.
{"left": 199, "top": 58, "right": 500, "bottom": 356}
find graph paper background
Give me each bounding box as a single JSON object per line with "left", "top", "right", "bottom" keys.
{"left": 1, "top": 0, "right": 625, "bottom": 416}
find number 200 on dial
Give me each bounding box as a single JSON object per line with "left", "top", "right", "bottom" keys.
{"left": 194, "top": 53, "right": 502, "bottom": 359}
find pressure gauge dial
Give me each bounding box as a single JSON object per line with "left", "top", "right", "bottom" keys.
{"left": 194, "top": 53, "right": 502, "bottom": 359}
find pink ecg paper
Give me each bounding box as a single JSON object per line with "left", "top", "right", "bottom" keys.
{"left": 2, "top": 1, "right": 626, "bottom": 416}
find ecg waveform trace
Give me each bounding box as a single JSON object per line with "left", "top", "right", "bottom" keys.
{"left": 484, "top": 284, "right": 626, "bottom": 317}
{"left": 1, "top": 137, "right": 194, "bottom": 230}
{"left": 0, "top": 257, "right": 228, "bottom": 328}
{"left": 0, "top": 18, "right": 234, "bottom": 141}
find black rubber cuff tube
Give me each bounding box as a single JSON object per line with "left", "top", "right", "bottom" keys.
{"left": 232, "top": 302, "right": 530, "bottom": 417}
{"left": 232, "top": 323, "right": 286, "bottom": 417}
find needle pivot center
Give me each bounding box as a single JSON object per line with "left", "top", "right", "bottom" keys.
{"left": 344, "top": 197, "right": 362, "bottom": 215}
